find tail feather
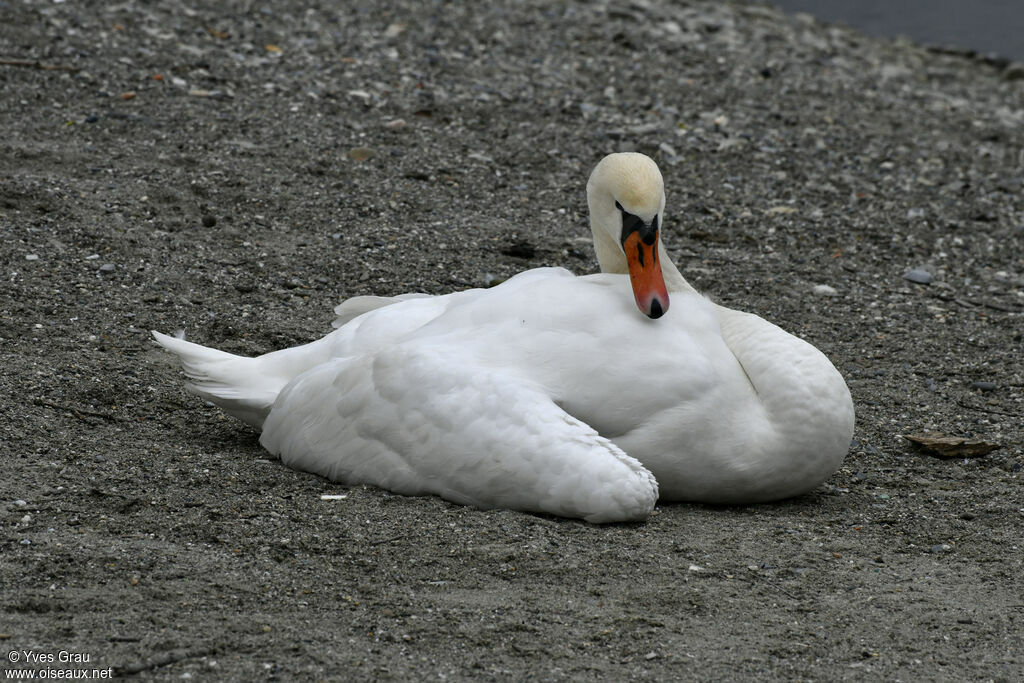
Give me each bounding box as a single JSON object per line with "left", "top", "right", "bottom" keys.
{"left": 152, "top": 330, "right": 280, "bottom": 428}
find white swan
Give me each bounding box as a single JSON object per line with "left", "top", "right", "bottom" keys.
{"left": 153, "top": 153, "right": 854, "bottom": 523}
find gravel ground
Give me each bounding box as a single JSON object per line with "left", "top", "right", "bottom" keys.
{"left": 2, "top": 1, "right": 1022, "bottom": 680}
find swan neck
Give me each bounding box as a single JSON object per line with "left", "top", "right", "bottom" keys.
{"left": 589, "top": 215, "right": 695, "bottom": 294}
{"left": 657, "top": 243, "right": 693, "bottom": 294}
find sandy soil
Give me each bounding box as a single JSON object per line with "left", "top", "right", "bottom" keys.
{"left": 2, "top": 1, "right": 1022, "bottom": 680}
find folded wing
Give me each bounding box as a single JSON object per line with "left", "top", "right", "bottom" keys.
{"left": 260, "top": 344, "right": 658, "bottom": 523}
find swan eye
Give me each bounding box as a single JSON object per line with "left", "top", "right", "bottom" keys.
{"left": 617, "top": 203, "right": 658, "bottom": 247}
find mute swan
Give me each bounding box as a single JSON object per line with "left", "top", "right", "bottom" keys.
{"left": 153, "top": 153, "right": 854, "bottom": 523}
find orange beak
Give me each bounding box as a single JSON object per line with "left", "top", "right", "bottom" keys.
{"left": 623, "top": 230, "right": 669, "bottom": 319}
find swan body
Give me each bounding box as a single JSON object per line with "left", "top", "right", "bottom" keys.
{"left": 154, "top": 153, "right": 854, "bottom": 522}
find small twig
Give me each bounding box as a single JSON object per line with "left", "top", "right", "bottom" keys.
{"left": 115, "top": 647, "right": 219, "bottom": 676}
{"left": 944, "top": 293, "right": 1023, "bottom": 313}
{"left": 978, "top": 300, "right": 1021, "bottom": 313}
{"left": 954, "top": 399, "right": 1021, "bottom": 418}
{"left": 14, "top": 506, "right": 86, "bottom": 514}
{"left": 33, "top": 398, "right": 121, "bottom": 423}
{"left": 765, "top": 581, "right": 801, "bottom": 601}
{"left": 0, "top": 58, "right": 79, "bottom": 72}
{"left": 370, "top": 534, "right": 407, "bottom": 546}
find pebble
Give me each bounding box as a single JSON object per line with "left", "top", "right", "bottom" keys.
{"left": 13, "top": 500, "right": 27, "bottom": 507}
{"left": 25, "top": 254, "right": 39, "bottom": 261}
{"left": 927, "top": 544, "right": 952, "bottom": 554}
{"left": 384, "top": 118, "right": 407, "bottom": 129}
{"left": 85, "top": 254, "right": 100, "bottom": 260}
{"left": 812, "top": 284, "right": 838, "bottom": 297}
{"left": 970, "top": 381, "right": 998, "bottom": 392}
{"left": 348, "top": 147, "right": 373, "bottom": 162}
{"left": 20, "top": 539, "right": 31, "bottom": 546}
{"left": 903, "top": 268, "right": 932, "bottom": 284}
{"left": 906, "top": 207, "right": 926, "bottom": 219}
{"left": 99, "top": 263, "right": 116, "bottom": 273}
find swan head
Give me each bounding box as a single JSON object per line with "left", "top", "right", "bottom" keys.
{"left": 586, "top": 153, "right": 669, "bottom": 319}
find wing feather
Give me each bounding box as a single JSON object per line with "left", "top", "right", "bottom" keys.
{"left": 260, "top": 344, "right": 657, "bottom": 522}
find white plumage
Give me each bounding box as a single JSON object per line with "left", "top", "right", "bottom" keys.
{"left": 154, "top": 153, "right": 854, "bottom": 522}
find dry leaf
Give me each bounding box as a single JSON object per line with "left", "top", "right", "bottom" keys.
{"left": 903, "top": 433, "right": 999, "bottom": 459}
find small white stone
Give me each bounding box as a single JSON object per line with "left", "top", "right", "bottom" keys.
{"left": 660, "top": 20, "right": 682, "bottom": 35}
{"left": 813, "top": 284, "right": 838, "bottom": 297}
{"left": 25, "top": 254, "right": 39, "bottom": 261}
